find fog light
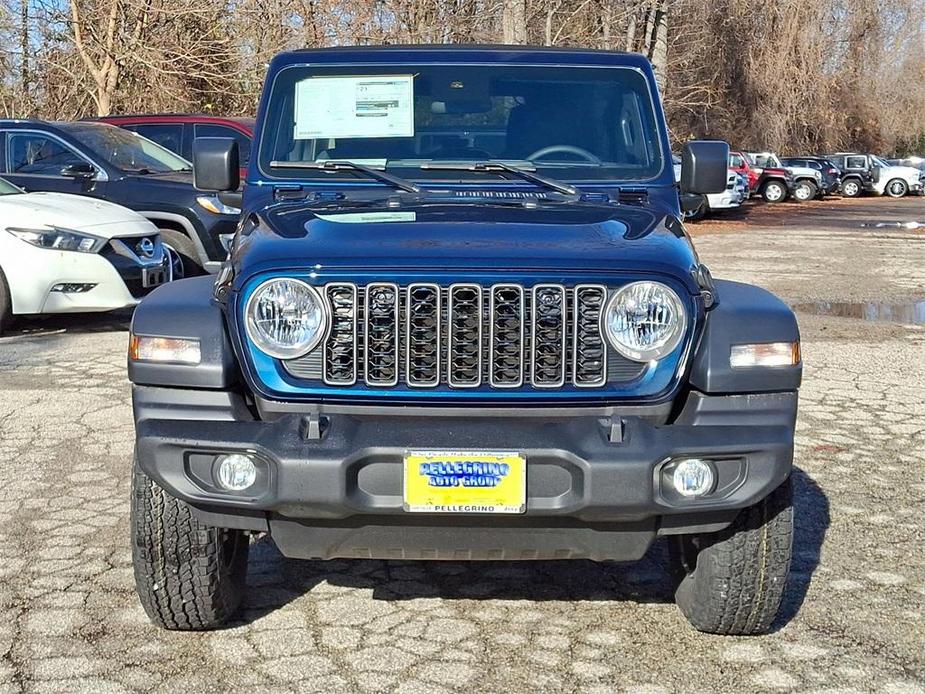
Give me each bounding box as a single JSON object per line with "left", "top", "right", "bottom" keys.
{"left": 216, "top": 454, "right": 257, "bottom": 491}
{"left": 672, "top": 459, "right": 715, "bottom": 497}
{"left": 51, "top": 283, "right": 96, "bottom": 293}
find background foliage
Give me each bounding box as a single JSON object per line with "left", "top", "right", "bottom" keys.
{"left": 1, "top": 0, "right": 923, "bottom": 154}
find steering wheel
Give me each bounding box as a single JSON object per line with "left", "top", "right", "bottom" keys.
{"left": 527, "top": 145, "right": 603, "bottom": 164}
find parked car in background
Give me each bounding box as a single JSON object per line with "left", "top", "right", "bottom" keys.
{"left": 0, "top": 176, "right": 175, "bottom": 335}
{"left": 740, "top": 152, "right": 794, "bottom": 202}
{"left": 748, "top": 152, "right": 822, "bottom": 201}
{"left": 827, "top": 153, "right": 923, "bottom": 198}
{"left": 781, "top": 156, "right": 841, "bottom": 196}
{"left": 729, "top": 151, "right": 759, "bottom": 193}
{"left": 673, "top": 155, "right": 747, "bottom": 220}
{"left": 98, "top": 114, "right": 255, "bottom": 179}
{"left": 0, "top": 120, "right": 240, "bottom": 273}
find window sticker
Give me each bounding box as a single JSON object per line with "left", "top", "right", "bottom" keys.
{"left": 294, "top": 75, "right": 415, "bottom": 140}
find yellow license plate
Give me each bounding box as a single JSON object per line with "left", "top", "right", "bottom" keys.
{"left": 403, "top": 450, "right": 526, "bottom": 514}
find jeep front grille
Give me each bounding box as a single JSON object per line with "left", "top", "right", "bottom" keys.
{"left": 284, "top": 282, "right": 647, "bottom": 389}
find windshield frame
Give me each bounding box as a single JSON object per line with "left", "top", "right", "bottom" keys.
{"left": 59, "top": 123, "right": 193, "bottom": 174}
{"left": 254, "top": 61, "right": 670, "bottom": 188}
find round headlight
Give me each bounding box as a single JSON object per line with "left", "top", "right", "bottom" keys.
{"left": 245, "top": 278, "right": 327, "bottom": 359}
{"left": 602, "top": 281, "right": 686, "bottom": 362}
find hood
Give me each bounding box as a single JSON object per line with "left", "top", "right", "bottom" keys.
{"left": 883, "top": 165, "right": 922, "bottom": 180}
{"left": 0, "top": 191, "right": 156, "bottom": 237}
{"left": 234, "top": 200, "right": 701, "bottom": 291}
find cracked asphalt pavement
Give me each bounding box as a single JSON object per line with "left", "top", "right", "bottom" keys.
{"left": 0, "top": 196, "right": 923, "bottom": 693}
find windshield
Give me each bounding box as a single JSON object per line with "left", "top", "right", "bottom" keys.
{"left": 0, "top": 177, "right": 22, "bottom": 195}
{"left": 871, "top": 155, "right": 892, "bottom": 168}
{"left": 60, "top": 123, "right": 192, "bottom": 174}
{"left": 259, "top": 64, "right": 664, "bottom": 183}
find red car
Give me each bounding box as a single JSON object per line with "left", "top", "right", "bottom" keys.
{"left": 97, "top": 114, "right": 254, "bottom": 178}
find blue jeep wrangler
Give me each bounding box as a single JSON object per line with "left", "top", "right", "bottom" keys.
{"left": 128, "top": 46, "right": 801, "bottom": 634}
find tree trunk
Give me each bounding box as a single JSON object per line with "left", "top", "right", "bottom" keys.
{"left": 650, "top": 0, "right": 669, "bottom": 92}
{"left": 502, "top": 0, "right": 528, "bottom": 44}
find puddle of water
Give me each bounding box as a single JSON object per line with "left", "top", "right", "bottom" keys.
{"left": 791, "top": 300, "right": 925, "bottom": 325}
{"left": 860, "top": 221, "right": 923, "bottom": 229}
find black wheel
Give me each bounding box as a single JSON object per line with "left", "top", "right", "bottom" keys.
{"left": 671, "top": 476, "right": 793, "bottom": 635}
{"left": 793, "top": 180, "right": 817, "bottom": 202}
{"left": 841, "top": 178, "right": 862, "bottom": 198}
{"left": 683, "top": 196, "right": 709, "bottom": 221}
{"left": 158, "top": 229, "right": 204, "bottom": 277}
{"left": 131, "top": 457, "right": 249, "bottom": 630}
{"left": 885, "top": 178, "right": 908, "bottom": 198}
{"left": 761, "top": 180, "right": 787, "bottom": 203}
{"left": 0, "top": 266, "right": 13, "bottom": 336}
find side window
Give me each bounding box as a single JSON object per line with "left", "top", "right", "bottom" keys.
{"left": 8, "top": 133, "right": 87, "bottom": 176}
{"left": 846, "top": 156, "right": 866, "bottom": 169}
{"left": 729, "top": 154, "right": 744, "bottom": 168}
{"left": 194, "top": 124, "right": 251, "bottom": 164}
{"left": 132, "top": 124, "right": 184, "bottom": 157}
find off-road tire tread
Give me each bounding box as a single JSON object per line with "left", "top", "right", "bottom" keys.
{"left": 674, "top": 476, "right": 793, "bottom": 635}
{"left": 131, "top": 460, "right": 248, "bottom": 630}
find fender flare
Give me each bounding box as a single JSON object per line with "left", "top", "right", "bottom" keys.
{"left": 689, "top": 280, "right": 801, "bottom": 394}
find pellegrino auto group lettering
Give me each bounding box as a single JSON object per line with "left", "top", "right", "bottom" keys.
{"left": 419, "top": 461, "right": 510, "bottom": 488}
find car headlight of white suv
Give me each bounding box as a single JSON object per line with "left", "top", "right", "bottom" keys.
{"left": 6, "top": 226, "right": 107, "bottom": 253}
{"left": 244, "top": 278, "right": 329, "bottom": 359}
{"left": 602, "top": 281, "right": 686, "bottom": 362}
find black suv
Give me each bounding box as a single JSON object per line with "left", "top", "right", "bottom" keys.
{"left": 781, "top": 157, "right": 841, "bottom": 196}
{"left": 0, "top": 120, "right": 240, "bottom": 273}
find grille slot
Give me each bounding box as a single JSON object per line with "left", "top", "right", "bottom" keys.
{"left": 286, "top": 281, "right": 649, "bottom": 390}
{"left": 447, "top": 284, "right": 483, "bottom": 388}
{"left": 364, "top": 283, "right": 399, "bottom": 386}
{"left": 573, "top": 285, "right": 608, "bottom": 387}
{"left": 489, "top": 284, "right": 525, "bottom": 388}
{"left": 405, "top": 284, "right": 441, "bottom": 387}
{"left": 531, "top": 285, "right": 567, "bottom": 387}
{"left": 323, "top": 283, "right": 358, "bottom": 385}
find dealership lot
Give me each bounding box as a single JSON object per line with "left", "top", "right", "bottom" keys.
{"left": 0, "top": 197, "right": 923, "bottom": 693}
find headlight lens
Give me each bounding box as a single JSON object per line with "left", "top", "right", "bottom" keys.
{"left": 6, "top": 227, "right": 105, "bottom": 253}
{"left": 245, "top": 278, "right": 327, "bottom": 359}
{"left": 196, "top": 195, "right": 241, "bottom": 216}
{"left": 602, "top": 281, "right": 686, "bottom": 361}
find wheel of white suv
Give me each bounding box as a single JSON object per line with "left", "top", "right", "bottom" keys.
{"left": 670, "top": 475, "right": 794, "bottom": 635}
{"left": 793, "top": 180, "right": 817, "bottom": 202}
{"left": 885, "top": 178, "right": 908, "bottom": 198}
{"left": 761, "top": 180, "right": 787, "bottom": 203}
{"left": 683, "top": 195, "right": 709, "bottom": 221}
{"left": 0, "top": 266, "right": 12, "bottom": 336}
{"left": 841, "top": 179, "right": 862, "bottom": 197}
{"left": 131, "top": 456, "right": 249, "bottom": 630}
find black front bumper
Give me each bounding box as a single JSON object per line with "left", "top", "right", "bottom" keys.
{"left": 133, "top": 387, "right": 796, "bottom": 561}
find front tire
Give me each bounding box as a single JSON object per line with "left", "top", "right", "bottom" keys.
{"left": 131, "top": 458, "right": 249, "bottom": 630}
{"left": 671, "top": 476, "right": 793, "bottom": 635}
{"left": 841, "top": 178, "right": 862, "bottom": 197}
{"left": 761, "top": 180, "right": 787, "bottom": 203}
{"left": 885, "top": 178, "right": 908, "bottom": 198}
{"left": 793, "top": 180, "right": 817, "bottom": 202}
{"left": 0, "top": 266, "right": 13, "bottom": 336}
{"left": 683, "top": 196, "right": 709, "bottom": 221}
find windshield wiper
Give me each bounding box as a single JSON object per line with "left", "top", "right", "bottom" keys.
{"left": 421, "top": 161, "right": 579, "bottom": 196}
{"left": 269, "top": 160, "right": 422, "bottom": 193}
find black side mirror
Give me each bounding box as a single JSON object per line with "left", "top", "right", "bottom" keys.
{"left": 680, "top": 140, "right": 729, "bottom": 194}
{"left": 60, "top": 162, "right": 96, "bottom": 179}
{"left": 193, "top": 137, "right": 240, "bottom": 192}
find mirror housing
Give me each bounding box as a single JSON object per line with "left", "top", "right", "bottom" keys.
{"left": 680, "top": 140, "right": 729, "bottom": 194}
{"left": 193, "top": 137, "right": 240, "bottom": 192}
{"left": 60, "top": 162, "right": 96, "bottom": 179}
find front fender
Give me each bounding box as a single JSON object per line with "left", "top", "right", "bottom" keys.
{"left": 128, "top": 276, "right": 239, "bottom": 389}
{"left": 689, "top": 280, "right": 801, "bottom": 394}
